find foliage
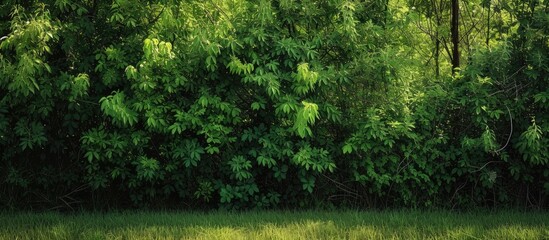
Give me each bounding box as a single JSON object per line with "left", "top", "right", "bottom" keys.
{"left": 0, "top": 0, "right": 547, "bottom": 210}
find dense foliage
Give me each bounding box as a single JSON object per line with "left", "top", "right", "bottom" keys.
{"left": 1, "top": 0, "right": 547, "bottom": 210}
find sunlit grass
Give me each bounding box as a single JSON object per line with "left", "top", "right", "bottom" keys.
{"left": 0, "top": 210, "right": 548, "bottom": 239}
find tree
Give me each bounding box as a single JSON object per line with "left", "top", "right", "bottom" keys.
{"left": 451, "top": 0, "right": 459, "bottom": 74}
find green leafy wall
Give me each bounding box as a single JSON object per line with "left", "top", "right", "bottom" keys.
{"left": 0, "top": 0, "right": 547, "bottom": 210}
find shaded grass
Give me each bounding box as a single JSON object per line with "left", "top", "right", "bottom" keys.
{"left": 0, "top": 210, "right": 548, "bottom": 239}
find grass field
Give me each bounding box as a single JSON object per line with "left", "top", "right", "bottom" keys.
{"left": 0, "top": 210, "right": 548, "bottom": 239}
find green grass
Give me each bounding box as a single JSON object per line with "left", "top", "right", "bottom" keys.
{"left": 0, "top": 210, "right": 548, "bottom": 239}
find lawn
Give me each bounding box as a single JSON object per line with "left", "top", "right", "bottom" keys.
{"left": 0, "top": 210, "right": 548, "bottom": 239}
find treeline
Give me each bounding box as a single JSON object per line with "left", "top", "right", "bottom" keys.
{"left": 0, "top": 0, "right": 547, "bottom": 210}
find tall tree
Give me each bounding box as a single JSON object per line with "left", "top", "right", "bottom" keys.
{"left": 451, "top": 0, "right": 460, "bottom": 74}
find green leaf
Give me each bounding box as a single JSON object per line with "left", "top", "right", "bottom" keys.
{"left": 342, "top": 144, "right": 353, "bottom": 154}
{"left": 251, "top": 102, "right": 261, "bottom": 110}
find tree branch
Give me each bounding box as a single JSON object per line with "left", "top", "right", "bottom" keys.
{"left": 494, "top": 106, "right": 512, "bottom": 154}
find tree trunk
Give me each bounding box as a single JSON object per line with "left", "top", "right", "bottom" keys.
{"left": 486, "top": 0, "right": 491, "bottom": 48}
{"left": 451, "top": 0, "right": 460, "bottom": 75}
{"left": 435, "top": 37, "right": 440, "bottom": 77}
{"left": 435, "top": 0, "right": 442, "bottom": 78}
